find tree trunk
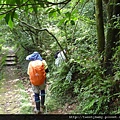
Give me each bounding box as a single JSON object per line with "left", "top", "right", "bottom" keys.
{"left": 95, "top": 0, "right": 105, "bottom": 65}
{"left": 104, "top": 0, "right": 120, "bottom": 75}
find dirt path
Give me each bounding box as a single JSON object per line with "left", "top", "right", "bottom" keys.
{"left": 0, "top": 47, "right": 76, "bottom": 114}
{"left": 0, "top": 66, "right": 22, "bottom": 114}
{"left": 0, "top": 66, "right": 76, "bottom": 114}
{"left": 0, "top": 47, "right": 22, "bottom": 114}
{"left": 0, "top": 47, "right": 34, "bottom": 114}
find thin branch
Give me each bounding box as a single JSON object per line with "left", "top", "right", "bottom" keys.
{"left": 70, "top": 0, "right": 81, "bottom": 41}
{"left": 71, "top": 0, "right": 80, "bottom": 13}
{"left": 20, "top": 20, "right": 67, "bottom": 59}
{"left": 59, "top": 1, "right": 70, "bottom": 10}
{"left": 79, "top": 0, "right": 89, "bottom": 15}
{"left": 0, "top": 0, "right": 29, "bottom": 15}
{"left": 19, "top": 23, "right": 36, "bottom": 44}
{"left": 0, "top": 0, "right": 71, "bottom": 6}
{"left": 47, "top": 0, "right": 71, "bottom": 5}
{"left": 72, "top": 0, "right": 90, "bottom": 39}
{"left": 0, "top": 0, "right": 72, "bottom": 15}
{"left": 19, "top": 22, "right": 36, "bottom": 34}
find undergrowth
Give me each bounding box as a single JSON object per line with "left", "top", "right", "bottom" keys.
{"left": 15, "top": 78, "right": 33, "bottom": 114}
{"left": 49, "top": 58, "right": 120, "bottom": 114}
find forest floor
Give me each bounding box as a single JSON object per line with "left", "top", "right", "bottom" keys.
{"left": 0, "top": 66, "right": 21, "bottom": 114}
{"left": 0, "top": 47, "right": 77, "bottom": 114}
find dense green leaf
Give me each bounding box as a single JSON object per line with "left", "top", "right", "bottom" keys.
{"left": 82, "top": 99, "right": 96, "bottom": 111}
{"left": 13, "top": 12, "right": 18, "bottom": 19}
{"left": 0, "top": 14, "right": 6, "bottom": 21}
{"left": 46, "top": 8, "right": 53, "bottom": 12}
{"left": 11, "top": 11, "right": 15, "bottom": 22}
{"left": 64, "top": 20, "right": 69, "bottom": 25}
{"left": 49, "top": 9, "right": 56, "bottom": 18}
{"left": 8, "top": 17, "right": 14, "bottom": 29}
{"left": 65, "top": 12, "right": 71, "bottom": 20}
{"left": 70, "top": 20, "right": 75, "bottom": 25}
{"left": 15, "top": 0, "right": 21, "bottom": 5}
{"left": 56, "top": 8, "right": 61, "bottom": 15}
{"left": 39, "top": 1, "right": 45, "bottom": 8}
{"left": 32, "top": 5, "right": 38, "bottom": 14}
{"left": 95, "top": 96, "right": 105, "bottom": 113}
{"left": 6, "top": 0, "right": 15, "bottom": 4}
{"left": 80, "top": 0, "right": 85, "bottom": 4}
{"left": 57, "top": 18, "right": 66, "bottom": 26}
{"left": 4, "top": 13, "right": 10, "bottom": 24}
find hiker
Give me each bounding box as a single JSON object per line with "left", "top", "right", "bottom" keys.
{"left": 55, "top": 50, "right": 66, "bottom": 67}
{"left": 26, "top": 51, "right": 49, "bottom": 114}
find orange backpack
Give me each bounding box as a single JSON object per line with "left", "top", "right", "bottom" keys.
{"left": 28, "top": 60, "right": 46, "bottom": 86}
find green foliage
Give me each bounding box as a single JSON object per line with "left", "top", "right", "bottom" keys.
{"left": 46, "top": 95, "right": 62, "bottom": 112}
{"left": 0, "top": 47, "right": 8, "bottom": 70}
{"left": 0, "top": 15, "right": 6, "bottom": 21}
{"left": 49, "top": 60, "right": 83, "bottom": 105}
{"left": 15, "top": 47, "right": 29, "bottom": 76}
{"left": 5, "top": 13, "right": 14, "bottom": 28}
{"left": 49, "top": 28, "right": 120, "bottom": 113}
{"left": 113, "top": 44, "right": 120, "bottom": 71}
{"left": 17, "top": 79, "right": 33, "bottom": 114}
{"left": 0, "top": 0, "right": 119, "bottom": 114}
{"left": 0, "top": 56, "right": 4, "bottom": 80}
{"left": 0, "top": 44, "right": 2, "bottom": 51}
{"left": 50, "top": 63, "right": 70, "bottom": 98}
{"left": 47, "top": 9, "right": 99, "bottom": 112}
{"left": 0, "top": 55, "right": 6, "bottom": 69}
{"left": 73, "top": 61, "right": 120, "bottom": 114}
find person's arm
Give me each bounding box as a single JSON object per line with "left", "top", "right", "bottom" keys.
{"left": 26, "top": 62, "right": 31, "bottom": 85}
{"left": 42, "top": 60, "right": 49, "bottom": 73}
{"left": 27, "top": 62, "right": 31, "bottom": 75}
{"left": 27, "top": 66, "right": 29, "bottom": 75}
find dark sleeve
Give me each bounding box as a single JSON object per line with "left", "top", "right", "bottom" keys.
{"left": 54, "top": 51, "right": 60, "bottom": 59}
{"left": 45, "top": 68, "right": 49, "bottom": 73}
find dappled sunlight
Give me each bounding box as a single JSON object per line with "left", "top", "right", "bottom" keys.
{"left": 7, "top": 79, "right": 20, "bottom": 83}
{"left": 19, "top": 89, "right": 28, "bottom": 93}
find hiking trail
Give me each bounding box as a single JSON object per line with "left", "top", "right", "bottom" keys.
{"left": 0, "top": 47, "right": 34, "bottom": 114}
{"left": 0, "top": 48, "right": 76, "bottom": 114}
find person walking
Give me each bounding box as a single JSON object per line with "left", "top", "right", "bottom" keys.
{"left": 55, "top": 50, "right": 66, "bottom": 67}
{"left": 26, "top": 51, "right": 49, "bottom": 114}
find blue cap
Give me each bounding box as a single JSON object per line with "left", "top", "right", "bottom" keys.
{"left": 26, "top": 51, "right": 43, "bottom": 61}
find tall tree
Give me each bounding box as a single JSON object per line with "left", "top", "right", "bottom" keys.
{"left": 95, "top": 0, "right": 120, "bottom": 75}
{"left": 95, "top": 0, "right": 105, "bottom": 61}
{"left": 104, "top": 0, "right": 120, "bottom": 74}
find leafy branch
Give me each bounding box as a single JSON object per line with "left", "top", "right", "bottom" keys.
{"left": 0, "top": 0, "right": 71, "bottom": 15}
{"left": 20, "top": 20, "right": 68, "bottom": 60}
{"left": 0, "top": 0, "right": 29, "bottom": 15}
